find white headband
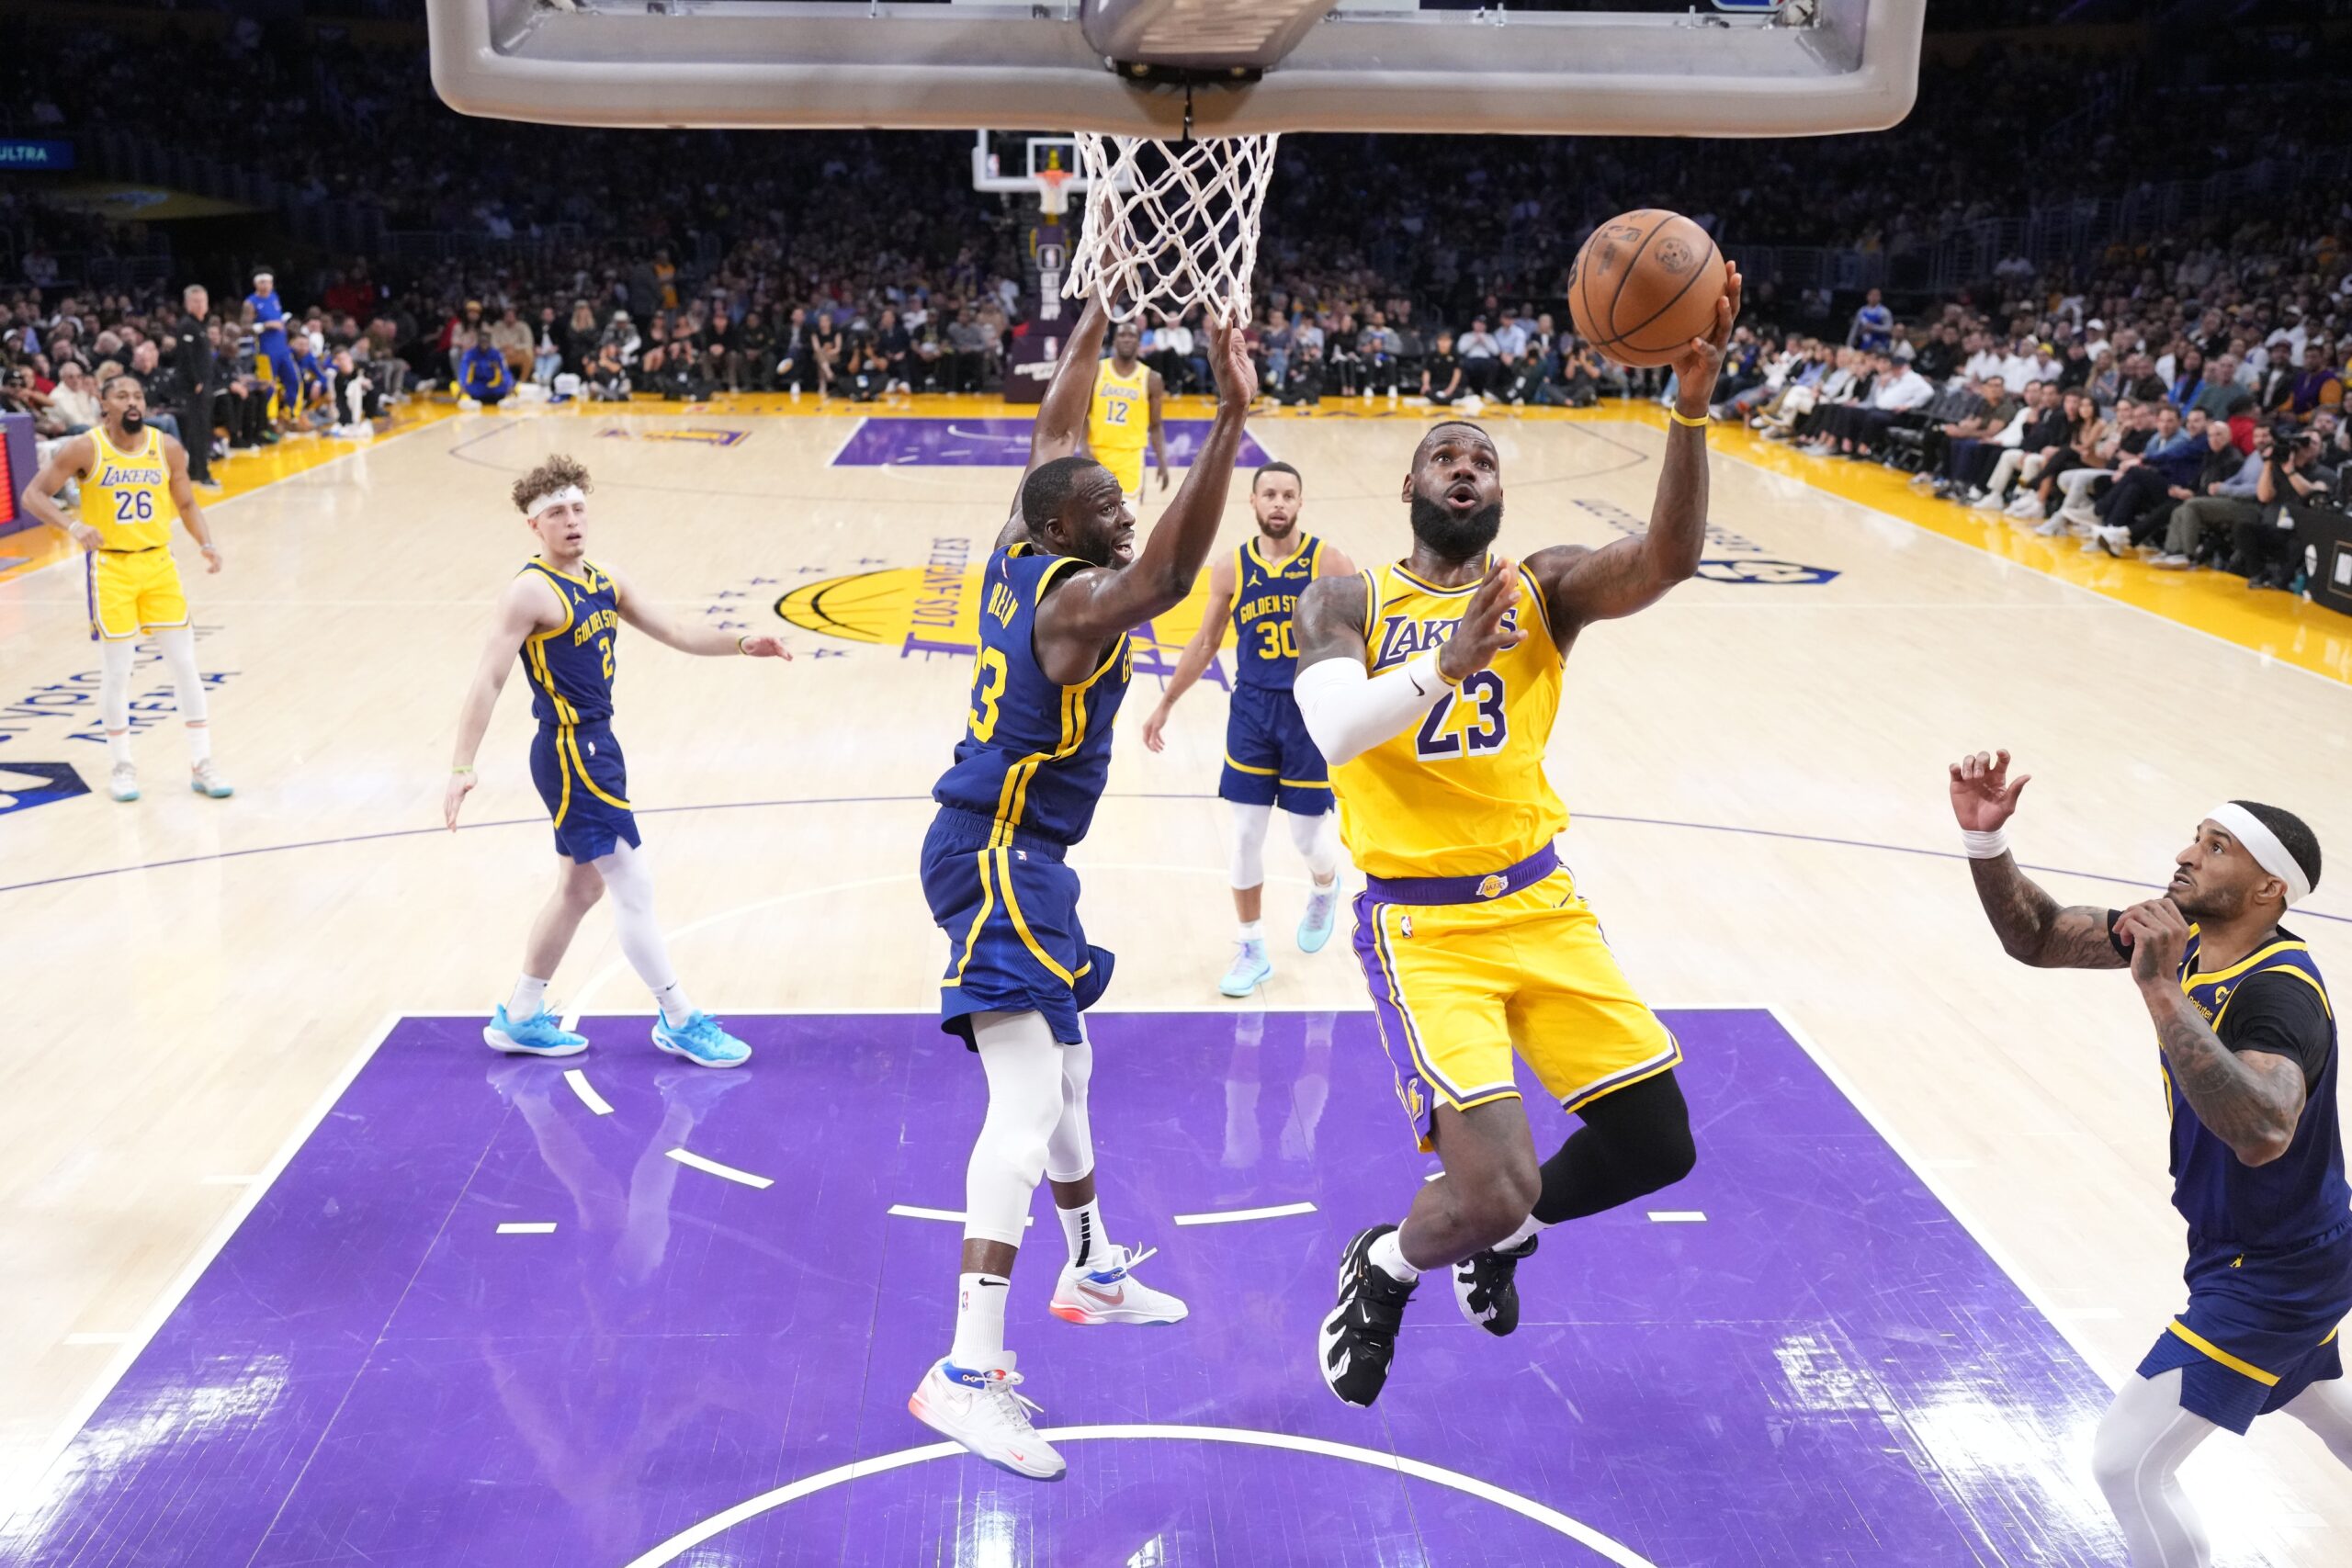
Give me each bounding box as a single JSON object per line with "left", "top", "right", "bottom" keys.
{"left": 526, "top": 485, "right": 585, "bottom": 519}
{"left": 2209, "top": 802, "right": 2312, "bottom": 907}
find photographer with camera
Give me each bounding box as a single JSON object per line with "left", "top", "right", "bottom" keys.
{"left": 2233, "top": 423, "right": 2341, "bottom": 592}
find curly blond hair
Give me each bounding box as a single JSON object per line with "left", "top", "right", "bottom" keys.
{"left": 512, "top": 454, "right": 593, "bottom": 514}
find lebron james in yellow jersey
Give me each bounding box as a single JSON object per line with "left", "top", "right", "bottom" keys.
{"left": 1296, "top": 267, "right": 1742, "bottom": 1408}
{"left": 1086, "top": 321, "right": 1168, "bottom": 508}
{"left": 22, "top": 371, "right": 232, "bottom": 803}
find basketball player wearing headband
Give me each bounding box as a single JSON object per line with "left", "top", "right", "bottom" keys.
{"left": 1951, "top": 751, "right": 2351, "bottom": 1566}
{"left": 1299, "top": 265, "right": 1741, "bottom": 1408}
{"left": 444, "top": 455, "right": 791, "bottom": 1069}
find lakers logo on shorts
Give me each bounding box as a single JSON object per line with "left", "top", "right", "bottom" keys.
{"left": 1396, "top": 1076, "right": 1427, "bottom": 1126}
{"left": 1476, "top": 874, "right": 1507, "bottom": 899}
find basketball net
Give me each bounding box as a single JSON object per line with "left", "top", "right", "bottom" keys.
{"left": 1035, "top": 166, "right": 1073, "bottom": 219}
{"left": 1064, "top": 130, "right": 1279, "bottom": 327}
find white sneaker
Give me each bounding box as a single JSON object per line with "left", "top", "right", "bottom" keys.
{"left": 1048, "top": 1243, "right": 1188, "bottom": 1325}
{"left": 2152, "top": 553, "right": 2195, "bottom": 570}
{"left": 108, "top": 761, "right": 140, "bottom": 803}
{"left": 1970, "top": 491, "right": 2007, "bottom": 513}
{"left": 908, "top": 1353, "right": 1065, "bottom": 1481}
{"left": 2033, "top": 516, "right": 2068, "bottom": 537}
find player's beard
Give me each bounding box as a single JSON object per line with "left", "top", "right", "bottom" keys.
{"left": 1408, "top": 491, "right": 1502, "bottom": 561}
{"left": 120, "top": 410, "right": 145, "bottom": 435}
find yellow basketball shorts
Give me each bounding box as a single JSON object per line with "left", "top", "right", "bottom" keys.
{"left": 86, "top": 547, "right": 189, "bottom": 641}
{"left": 1099, "top": 446, "right": 1146, "bottom": 497}
{"left": 1350, "top": 848, "right": 1680, "bottom": 1151}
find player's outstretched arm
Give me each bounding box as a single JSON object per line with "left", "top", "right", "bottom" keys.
{"left": 19, "top": 435, "right": 101, "bottom": 549}
{"left": 1037, "top": 321, "right": 1257, "bottom": 647}
{"left": 994, "top": 292, "right": 1117, "bottom": 548}
{"left": 2118, "top": 897, "right": 2305, "bottom": 1166}
{"left": 1141, "top": 551, "right": 1238, "bottom": 751}
{"left": 1529, "top": 265, "right": 1743, "bottom": 635}
{"left": 446, "top": 575, "right": 558, "bottom": 828}
{"left": 607, "top": 563, "right": 792, "bottom": 660}
{"left": 1949, "top": 749, "right": 2126, "bottom": 969}
{"left": 164, "top": 434, "right": 223, "bottom": 573}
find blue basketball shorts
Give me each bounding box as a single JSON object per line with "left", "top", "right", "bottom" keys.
{"left": 2135, "top": 1222, "right": 2352, "bottom": 1433}
{"left": 529, "top": 720, "right": 640, "bottom": 863}
{"left": 922, "top": 806, "right": 1114, "bottom": 1047}
{"left": 1219, "top": 682, "right": 1332, "bottom": 815}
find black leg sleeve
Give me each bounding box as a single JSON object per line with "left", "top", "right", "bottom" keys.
{"left": 1531, "top": 1069, "right": 1696, "bottom": 1225}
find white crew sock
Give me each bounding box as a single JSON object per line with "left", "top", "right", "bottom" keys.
{"left": 1237, "top": 919, "right": 1265, "bottom": 944}
{"left": 1058, "top": 1198, "right": 1109, "bottom": 1270}
{"left": 950, "top": 1271, "right": 1012, "bottom": 1367}
{"left": 507, "top": 976, "right": 551, "bottom": 1021}
{"left": 106, "top": 729, "right": 133, "bottom": 767}
{"left": 650, "top": 979, "right": 695, "bottom": 1029}
{"left": 1370, "top": 1229, "right": 1421, "bottom": 1283}
{"left": 1493, "top": 1213, "right": 1546, "bottom": 1253}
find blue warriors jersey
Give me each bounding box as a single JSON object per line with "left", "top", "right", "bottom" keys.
{"left": 1230, "top": 534, "right": 1322, "bottom": 692}
{"left": 518, "top": 559, "right": 622, "bottom": 727}
{"left": 2170, "top": 926, "right": 2345, "bottom": 1249}
{"left": 933, "top": 543, "right": 1133, "bottom": 847}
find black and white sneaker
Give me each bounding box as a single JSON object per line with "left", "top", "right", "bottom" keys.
{"left": 1319, "top": 1224, "right": 1416, "bottom": 1407}
{"left": 1453, "top": 1235, "right": 1538, "bottom": 1337}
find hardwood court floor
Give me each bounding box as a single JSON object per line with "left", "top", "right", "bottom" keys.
{"left": 2, "top": 395, "right": 2347, "bottom": 1562}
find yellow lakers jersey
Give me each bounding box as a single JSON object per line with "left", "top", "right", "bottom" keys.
{"left": 1088, "top": 361, "right": 1149, "bottom": 457}
{"left": 1330, "top": 559, "right": 1566, "bottom": 879}
{"left": 80, "top": 426, "right": 175, "bottom": 551}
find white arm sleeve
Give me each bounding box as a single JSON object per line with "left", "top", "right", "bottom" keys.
{"left": 1294, "top": 649, "right": 1452, "bottom": 767}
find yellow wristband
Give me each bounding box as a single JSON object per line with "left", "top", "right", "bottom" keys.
{"left": 1667, "top": 408, "right": 1711, "bottom": 429}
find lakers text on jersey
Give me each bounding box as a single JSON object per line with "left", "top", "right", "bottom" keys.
{"left": 1335, "top": 560, "right": 1677, "bottom": 1148}
{"left": 2136, "top": 926, "right": 2349, "bottom": 1433}
{"left": 1088, "top": 362, "right": 1150, "bottom": 496}
{"left": 81, "top": 427, "right": 188, "bottom": 641}
{"left": 1221, "top": 535, "right": 1332, "bottom": 814}
{"left": 924, "top": 543, "right": 1131, "bottom": 1045}
{"left": 517, "top": 558, "right": 639, "bottom": 863}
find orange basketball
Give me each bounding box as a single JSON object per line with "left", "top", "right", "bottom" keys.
{"left": 1568, "top": 209, "right": 1727, "bottom": 368}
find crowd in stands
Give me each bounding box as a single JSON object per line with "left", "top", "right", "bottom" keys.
{"left": 1713, "top": 264, "right": 2348, "bottom": 592}
{"left": 2, "top": 6, "right": 2346, "bottom": 594}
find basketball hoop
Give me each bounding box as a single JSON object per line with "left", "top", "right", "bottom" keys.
{"left": 1064, "top": 131, "right": 1279, "bottom": 328}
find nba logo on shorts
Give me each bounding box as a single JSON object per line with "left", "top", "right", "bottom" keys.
{"left": 1476, "top": 874, "right": 1506, "bottom": 899}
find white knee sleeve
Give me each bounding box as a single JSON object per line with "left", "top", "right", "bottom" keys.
{"left": 99, "top": 638, "right": 137, "bottom": 731}
{"left": 2091, "top": 1368, "right": 2218, "bottom": 1568}
{"left": 2281, "top": 1376, "right": 2352, "bottom": 1469}
{"left": 967, "top": 1011, "right": 1064, "bottom": 1246}
{"left": 1228, "top": 800, "right": 1272, "bottom": 890}
{"left": 155, "top": 626, "right": 207, "bottom": 726}
{"left": 594, "top": 840, "right": 679, "bottom": 996}
{"left": 1287, "top": 807, "right": 1341, "bottom": 883}
{"left": 1046, "top": 1034, "right": 1095, "bottom": 1183}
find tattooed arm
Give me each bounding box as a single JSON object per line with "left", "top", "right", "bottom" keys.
{"left": 1949, "top": 750, "right": 2129, "bottom": 968}
{"left": 2121, "top": 899, "right": 2304, "bottom": 1166}
{"left": 1967, "top": 855, "right": 2132, "bottom": 969}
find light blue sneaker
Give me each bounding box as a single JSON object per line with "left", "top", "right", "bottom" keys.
{"left": 1219, "top": 939, "right": 1272, "bottom": 998}
{"left": 1297, "top": 883, "right": 1340, "bottom": 953}
{"left": 651, "top": 1010, "right": 752, "bottom": 1069}
{"left": 483, "top": 1004, "right": 588, "bottom": 1057}
{"left": 189, "top": 761, "right": 234, "bottom": 798}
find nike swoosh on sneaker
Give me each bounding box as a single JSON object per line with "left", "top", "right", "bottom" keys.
{"left": 1077, "top": 1282, "right": 1126, "bottom": 1306}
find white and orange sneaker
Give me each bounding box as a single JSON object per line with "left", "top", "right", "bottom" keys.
{"left": 908, "top": 1352, "right": 1065, "bottom": 1481}
{"left": 1048, "top": 1244, "right": 1188, "bottom": 1325}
